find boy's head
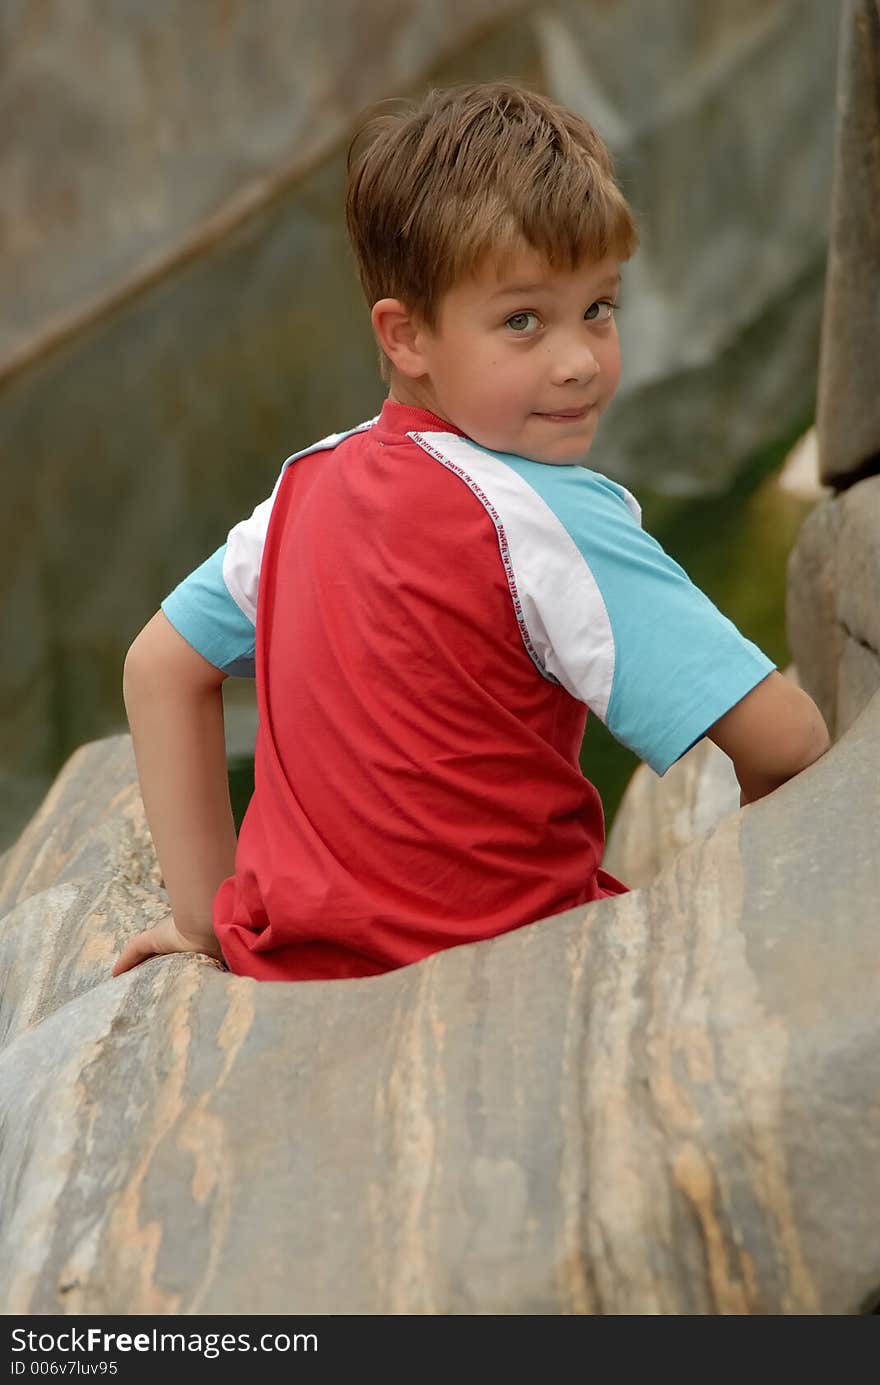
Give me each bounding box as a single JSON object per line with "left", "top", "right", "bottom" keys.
{"left": 346, "top": 81, "right": 639, "bottom": 465}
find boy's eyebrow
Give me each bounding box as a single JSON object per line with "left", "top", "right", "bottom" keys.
{"left": 490, "top": 270, "right": 622, "bottom": 299}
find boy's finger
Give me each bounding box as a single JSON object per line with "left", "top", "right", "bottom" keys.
{"left": 111, "top": 927, "right": 161, "bottom": 977}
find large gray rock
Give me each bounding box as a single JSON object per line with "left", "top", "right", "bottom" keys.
{"left": 603, "top": 735, "right": 740, "bottom": 891}
{"left": 816, "top": 0, "right": 880, "bottom": 488}
{"left": 787, "top": 476, "right": 880, "bottom": 739}
{"left": 1, "top": 697, "right": 878, "bottom": 1314}
{"left": 603, "top": 667, "right": 802, "bottom": 889}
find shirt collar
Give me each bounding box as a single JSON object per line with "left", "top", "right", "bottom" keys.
{"left": 374, "top": 396, "right": 468, "bottom": 442}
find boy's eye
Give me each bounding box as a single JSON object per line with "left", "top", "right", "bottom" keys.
{"left": 586, "top": 300, "right": 619, "bottom": 322}
{"left": 506, "top": 311, "right": 540, "bottom": 333}
{"left": 505, "top": 302, "right": 620, "bottom": 332}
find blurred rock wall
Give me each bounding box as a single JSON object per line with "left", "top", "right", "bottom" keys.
{"left": 2, "top": 0, "right": 839, "bottom": 487}
{"left": 815, "top": 0, "right": 880, "bottom": 488}
{"left": 1, "top": 0, "right": 526, "bottom": 373}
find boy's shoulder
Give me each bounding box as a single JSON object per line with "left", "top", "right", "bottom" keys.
{"left": 402, "top": 423, "right": 643, "bottom": 531}
{"left": 277, "top": 411, "right": 640, "bottom": 528}
{"left": 273, "top": 413, "right": 644, "bottom": 558}
{"left": 276, "top": 414, "right": 379, "bottom": 479}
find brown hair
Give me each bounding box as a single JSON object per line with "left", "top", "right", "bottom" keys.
{"left": 346, "top": 80, "right": 639, "bottom": 379}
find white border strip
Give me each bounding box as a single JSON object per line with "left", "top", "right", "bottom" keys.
{"left": 222, "top": 418, "right": 377, "bottom": 625}
{"left": 409, "top": 431, "right": 617, "bottom": 721}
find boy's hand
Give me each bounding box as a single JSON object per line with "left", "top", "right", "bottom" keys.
{"left": 112, "top": 912, "right": 226, "bottom": 977}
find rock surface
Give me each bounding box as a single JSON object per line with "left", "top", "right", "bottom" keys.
{"left": 787, "top": 476, "right": 880, "bottom": 740}
{"left": 603, "top": 735, "right": 740, "bottom": 891}
{"left": 1, "top": 0, "right": 525, "bottom": 375}
{"left": 2, "top": 0, "right": 837, "bottom": 393}
{"left": 2, "top": 0, "right": 878, "bottom": 1317}
{"left": 777, "top": 428, "right": 830, "bottom": 502}
{"left": 816, "top": 0, "right": 880, "bottom": 487}
{"left": 603, "top": 667, "right": 802, "bottom": 890}
{"left": 1, "top": 695, "right": 878, "bottom": 1314}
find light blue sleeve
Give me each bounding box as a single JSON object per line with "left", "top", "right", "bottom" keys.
{"left": 159, "top": 419, "right": 379, "bottom": 680}
{"left": 494, "top": 457, "right": 777, "bottom": 776}
{"left": 161, "top": 544, "right": 256, "bottom": 679}
{"left": 563, "top": 471, "right": 776, "bottom": 774}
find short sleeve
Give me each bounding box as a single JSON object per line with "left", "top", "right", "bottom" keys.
{"left": 523, "top": 467, "right": 777, "bottom": 775}
{"left": 160, "top": 475, "right": 283, "bottom": 678}
{"left": 161, "top": 543, "right": 257, "bottom": 678}
{"left": 159, "top": 417, "right": 380, "bottom": 679}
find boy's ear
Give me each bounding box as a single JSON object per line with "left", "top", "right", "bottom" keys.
{"left": 370, "top": 298, "right": 432, "bottom": 379}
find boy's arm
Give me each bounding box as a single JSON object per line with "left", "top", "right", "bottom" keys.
{"left": 706, "top": 672, "right": 830, "bottom": 805}
{"left": 114, "top": 610, "right": 238, "bottom": 972}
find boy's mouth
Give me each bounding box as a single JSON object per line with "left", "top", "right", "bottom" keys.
{"left": 534, "top": 405, "right": 594, "bottom": 421}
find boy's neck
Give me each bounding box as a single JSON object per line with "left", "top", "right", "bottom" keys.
{"left": 388, "top": 375, "right": 454, "bottom": 429}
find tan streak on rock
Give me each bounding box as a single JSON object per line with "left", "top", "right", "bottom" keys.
{"left": 78, "top": 883, "right": 167, "bottom": 972}
{"left": 10, "top": 827, "right": 62, "bottom": 907}
{"left": 366, "top": 1178, "right": 387, "bottom": 1310}
{"left": 641, "top": 823, "right": 744, "bottom": 1311}
{"left": 734, "top": 1065, "right": 820, "bottom": 1314}
{"left": 656, "top": 822, "right": 762, "bottom": 1312}
{"left": 673, "top": 1141, "right": 749, "bottom": 1313}
{"left": 1, "top": 1011, "right": 122, "bottom": 1314}
{"left": 583, "top": 895, "right": 674, "bottom": 1312}
{"left": 103, "top": 964, "right": 203, "bottom": 1313}
{"left": 366, "top": 1072, "right": 390, "bottom": 1308}
{"left": 697, "top": 834, "right": 819, "bottom": 1314}
{"left": 425, "top": 965, "right": 449, "bottom": 1300}
{"left": 739, "top": 1244, "right": 759, "bottom": 1305}
{"left": 386, "top": 968, "right": 436, "bottom": 1313}
{"left": 555, "top": 905, "right": 597, "bottom": 1314}
{"left": 77, "top": 917, "right": 117, "bottom": 969}
{"left": 507, "top": 932, "right": 529, "bottom": 1142}
{"left": 177, "top": 1106, "right": 232, "bottom": 1314}
{"left": 0, "top": 886, "right": 79, "bottom": 1042}
{"left": 683, "top": 1029, "right": 717, "bottom": 1085}
{"left": 108, "top": 780, "right": 142, "bottom": 820}
{"left": 662, "top": 813, "right": 819, "bottom": 1313}
{"left": 53, "top": 1223, "right": 102, "bottom": 1314}
{"left": 641, "top": 846, "right": 711, "bottom": 1148}
{"left": 176, "top": 979, "right": 253, "bottom": 1313}
{"left": 215, "top": 977, "right": 256, "bottom": 1083}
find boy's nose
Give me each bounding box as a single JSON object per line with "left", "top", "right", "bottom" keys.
{"left": 550, "top": 343, "right": 600, "bottom": 387}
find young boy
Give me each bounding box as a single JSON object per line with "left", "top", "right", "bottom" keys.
{"left": 114, "top": 82, "right": 829, "bottom": 981}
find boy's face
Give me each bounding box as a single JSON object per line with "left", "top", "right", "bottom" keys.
{"left": 405, "top": 245, "right": 622, "bottom": 466}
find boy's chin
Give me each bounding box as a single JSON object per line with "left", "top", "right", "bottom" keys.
{"left": 469, "top": 420, "right": 596, "bottom": 466}
{"left": 520, "top": 415, "right": 599, "bottom": 466}
{"left": 522, "top": 439, "right": 594, "bottom": 467}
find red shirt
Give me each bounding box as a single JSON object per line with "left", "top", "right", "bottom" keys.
{"left": 212, "top": 399, "right": 627, "bottom": 979}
